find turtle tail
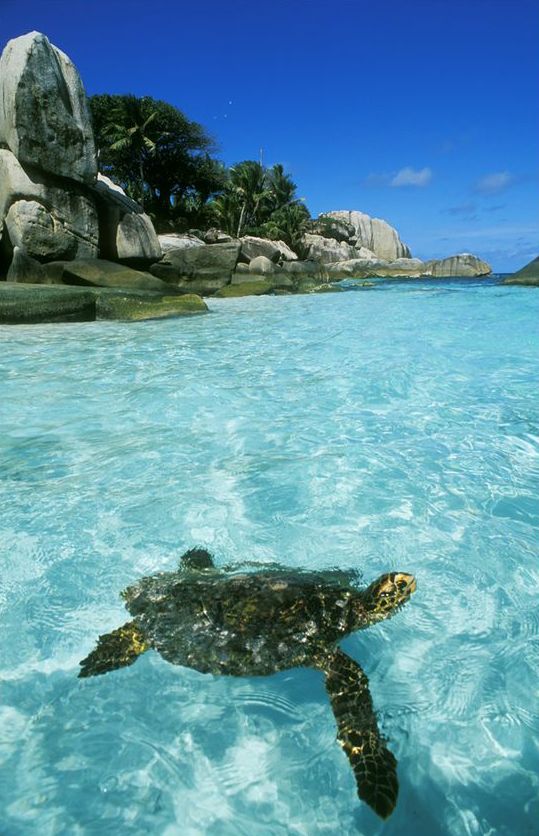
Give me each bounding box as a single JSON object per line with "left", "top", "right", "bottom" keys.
{"left": 78, "top": 620, "right": 150, "bottom": 678}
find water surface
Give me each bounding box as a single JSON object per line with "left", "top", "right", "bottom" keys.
{"left": 1, "top": 279, "right": 538, "bottom": 834}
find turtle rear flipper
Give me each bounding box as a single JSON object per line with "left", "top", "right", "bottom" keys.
{"left": 321, "top": 648, "right": 398, "bottom": 819}
{"left": 78, "top": 620, "right": 150, "bottom": 678}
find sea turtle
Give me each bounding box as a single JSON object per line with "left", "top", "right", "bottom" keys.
{"left": 79, "top": 549, "right": 416, "bottom": 818}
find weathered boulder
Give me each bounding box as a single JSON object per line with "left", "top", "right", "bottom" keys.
{"left": 281, "top": 259, "right": 324, "bottom": 278}
{"left": 199, "top": 228, "right": 234, "bottom": 244}
{"left": 93, "top": 174, "right": 161, "bottom": 263}
{"left": 240, "top": 235, "right": 297, "bottom": 263}
{"left": 233, "top": 262, "right": 250, "bottom": 275}
{"left": 502, "top": 256, "right": 539, "bottom": 286}
{"left": 304, "top": 233, "right": 357, "bottom": 263}
{"left": 309, "top": 217, "right": 356, "bottom": 243}
{"left": 249, "top": 255, "right": 275, "bottom": 276}
{"left": 425, "top": 254, "right": 491, "bottom": 277}
{"left": 150, "top": 241, "right": 240, "bottom": 290}
{"left": 7, "top": 246, "right": 47, "bottom": 283}
{"left": 323, "top": 210, "right": 411, "bottom": 260}
{"left": 157, "top": 233, "right": 205, "bottom": 254}
{"left": 0, "top": 149, "right": 99, "bottom": 260}
{"left": 0, "top": 32, "right": 97, "bottom": 184}
{"left": 59, "top": 259, "right": 175, "bottom": 292}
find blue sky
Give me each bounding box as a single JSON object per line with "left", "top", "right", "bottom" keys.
{"left": 2, "top": 0, "right": 538, "bottom": 271}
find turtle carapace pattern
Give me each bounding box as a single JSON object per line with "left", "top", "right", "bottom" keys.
{"left": 79, "top": 548, "right": 416, "bottom": 819}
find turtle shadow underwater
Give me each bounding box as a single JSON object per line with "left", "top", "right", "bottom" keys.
{"left": 78, "top": 548, "right": 417, "bottom": 819}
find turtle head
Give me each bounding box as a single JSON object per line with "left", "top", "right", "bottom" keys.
{"left": 354, "top": 572, "right": 416, "bottom": 627}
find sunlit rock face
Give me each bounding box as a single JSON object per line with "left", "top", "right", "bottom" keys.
{"left": 424, "top": 254, "right": 492, "bottom": 277}
{"left": 323, "top": 210, "right": 412, "bottom": 261}
{"left": 0, "top": 149, "right": 99, "bottom": 261}
{"left": 0, "top": 32, "right": 162, "bottom": 274}
{"left": 94, "top": 175, "right": 162, "bottom": 263}
{"left": 0, "top": 31, "right": 97, "bottom": 184}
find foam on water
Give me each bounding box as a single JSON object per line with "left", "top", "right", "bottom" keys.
{"left": 1, "top": 279, "right": 538, "bottom": 834}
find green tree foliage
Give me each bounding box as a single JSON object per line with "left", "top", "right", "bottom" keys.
{"left": 212, "top": 160, "right": 310, "bottom": 240}
{"left": 89, "top": 94, "right": 224, "bottom": 227}
{"left": 259, "top": 203, "right": 311, "bottom": 258}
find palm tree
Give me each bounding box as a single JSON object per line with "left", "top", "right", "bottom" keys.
{"left": 228, "top": 160, "right": 272, "bottom": 236}
{"left": 103, "top": 96, "right": 160, "bottom": 207}
{"left": 267, "top": 164, "right": 298, "bottom": 212}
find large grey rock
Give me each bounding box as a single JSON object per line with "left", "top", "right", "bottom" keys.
{"left": 0, "top": 32, "right": 97, "bottom": 184}
{"left": 281, "top": 259, "right": 323, "bottom": 277}
{"left": 200, "top": 228, "right": 234, "bottom": 244}
{"left": 304, "top": 233, "right": 358, "bottom": 263}
{"left": 0, "top": 149, "right": 98, "bottom": 260}
{"left": 503, "top": 256, "right": 539, "bottom": 286}
{"left": 249, "top": 255, "right": 275, "bottom": 276}
{"left": 7, "top": 246, "right": 46, "bottom": 283}
{"left": 240, "top": 235, "right": 297, "bottom": 263}
{"left": 60, "top": 259, "right": 176, "bottom": 292}
{"left": 309, "top": 217, "right": 356, "bottom": 243}
{"left": 93, "top": 174, "right": 161, "bottom": 262}
{"left": 325, "top": 257, "right": 426, "bottom": 279}
{"left": 157, "top": 233, "right": 205, "bottom": 254}
{"left": 323, "top": 210, "right": 411, "bottom": 261}
{"left": 425, "top": 254, "right": 491, "bottom": 277}
{"left": 150, "top": 241, "right": 240, "bottom": 287}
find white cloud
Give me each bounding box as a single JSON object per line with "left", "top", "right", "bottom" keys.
{"left": 390, "top": 166, "right": 432, "bottom": 187}
{"left": 474, "top": 171, "right": 514, "bottom": 194}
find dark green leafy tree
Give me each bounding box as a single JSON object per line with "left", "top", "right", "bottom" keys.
{"left": 89, "top": 94, "right": 223, "bottom": 226}
{"left": 259, "top": 203, "right": 311, "bottom": 258}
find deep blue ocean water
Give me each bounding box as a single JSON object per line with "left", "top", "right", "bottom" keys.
{"left": 0, "top": 278, "right": 537, "bottom": 835}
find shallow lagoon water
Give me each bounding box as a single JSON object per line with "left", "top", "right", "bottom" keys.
{"left": 0, "top": 278, "right": 538, "bottom": 835}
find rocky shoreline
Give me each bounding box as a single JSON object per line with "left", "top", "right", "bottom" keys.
{"left": 0, "top": 31, "right": 531, "bottom": 325}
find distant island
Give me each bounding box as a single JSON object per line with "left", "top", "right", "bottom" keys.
{"left": 0, "top": 32, "right": 534, "bottom": 324}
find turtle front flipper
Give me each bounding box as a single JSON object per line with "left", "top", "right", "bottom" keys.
{"left": 321, "top": 648, "right": 398, "bottom": 819}
{"left": 78, "top": 620, "right": 150, "bottom": 678}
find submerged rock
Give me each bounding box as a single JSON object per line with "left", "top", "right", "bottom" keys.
{"left": 214, "top": 280, "right": 273, "bottom": 297}
{"left": 95, "top": 293, "right": 208, "bottom": 320}
{"left": 0, "top": 31, "right": 97, "bottom": 184}
{"left": 0, "top": 282, "right": 97, "bottom": 323}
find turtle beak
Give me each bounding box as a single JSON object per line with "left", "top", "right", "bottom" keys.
{"left": 403, "top": 574, "right": 417, "bottom": 595}
{"left": 395, "top": 573, "right": 416, "bottom": 597}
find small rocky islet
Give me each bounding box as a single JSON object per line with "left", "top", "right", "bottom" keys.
{"left": 0, "top": 31, "right": 532, "bottom": 325}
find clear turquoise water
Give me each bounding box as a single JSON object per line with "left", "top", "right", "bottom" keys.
{"left": 0, "top": 278, "right": 538, "bottom": 835}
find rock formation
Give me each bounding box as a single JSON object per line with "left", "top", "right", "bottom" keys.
{"left": 423, "top": 253, "right": 491, "bottom": 278}
{"left": 0, "top": 32, "right": 163, "bottom": 287}
{"left": 0, "top": 31, "right": 97, "bottom": 183}
{"left": 502, "top": 256, "right": 539, "bottom": 286}
{"left": 323, "top": 210, "right": 411, "bottom": 261}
